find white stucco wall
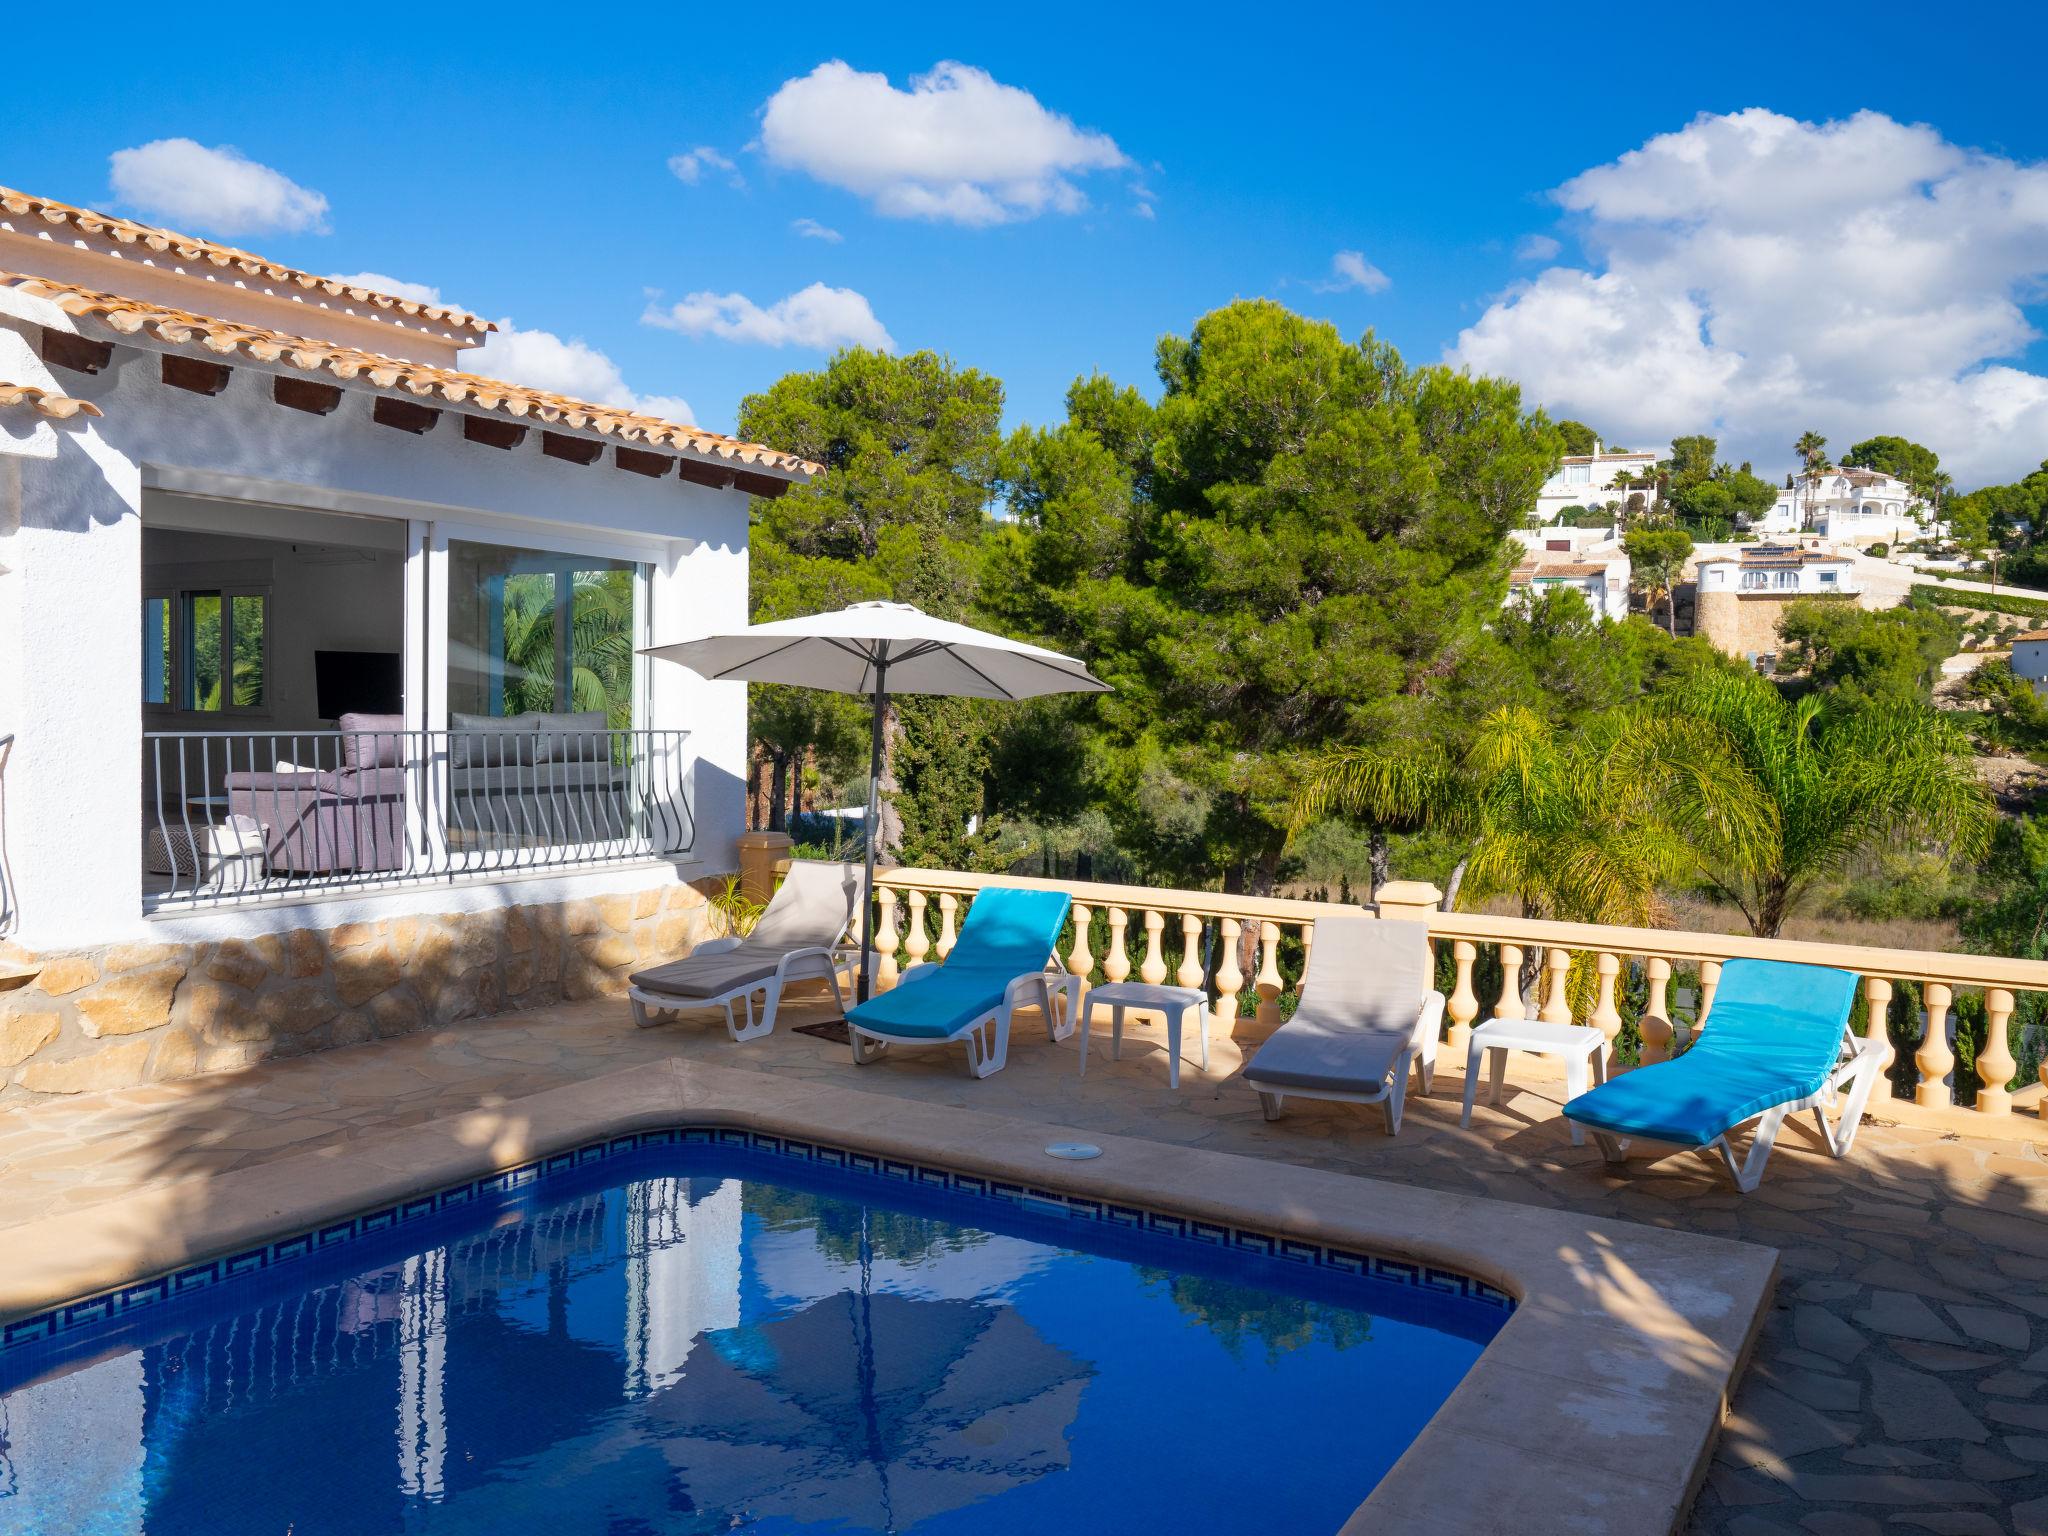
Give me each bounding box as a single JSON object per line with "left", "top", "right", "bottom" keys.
{"left": 2011, "top": 639, "right": 2048, "bottom": 694}
{"left": 0, "top": 291, "right": 755, "bottom": 950}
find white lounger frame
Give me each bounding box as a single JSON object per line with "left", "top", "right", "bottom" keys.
{"left": 629, "top": 937, "right": 857, "bottom": 1043}
{"left": 849, "top": 963, "right": 1080, "bottom": 1079}
{"left": 1247, "top": 993, "right": 1445, "bottom": 1135}
{"left": 1583, "top": 1032, "right": 1887, "bottom": 1194}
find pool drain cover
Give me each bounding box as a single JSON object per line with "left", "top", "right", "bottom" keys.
{"left": 1045, "top": 1142, "right": 1102, "bottom": 1160}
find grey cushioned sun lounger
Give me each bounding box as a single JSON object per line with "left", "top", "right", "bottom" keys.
{"left": 628, "top": 860, "right": 861, "bottom": 1042}
{"left": 1242, "top": 914, "right": 1444, "bottom": 1134}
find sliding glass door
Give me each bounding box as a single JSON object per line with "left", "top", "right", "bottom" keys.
{"left": 446, "top": 541, "right": 646, "bottom": 727}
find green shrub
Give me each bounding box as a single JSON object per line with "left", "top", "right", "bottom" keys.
{"left": 1911, "top": 584, "right": 2048, "bottom": 621}
{"left": 1868, "top": 542, "right": 1888, "bottom": 557}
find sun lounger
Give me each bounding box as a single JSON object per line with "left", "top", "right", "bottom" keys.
{"left": 627, "top": 861, "right": 860, "bottom": 1041}
{"left": 846, "top": 887, "right": 1077, "bottom": 1078}
{"left": 1563, "top": 958, "right": 1879, "bottom": 1192}
{"left": 1242, "top": 915, "right": 1443, "bottom": 1134}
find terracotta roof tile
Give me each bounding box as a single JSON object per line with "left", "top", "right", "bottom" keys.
{"left": 1512, "top": 561, "right": 1610, "bottom": 580}
{"left": 0, "top": 381, "right": 102, "bottom": 419}
{"left": 3, "top": 272, "right": 817, "bottom": 478}
{"left": 2014, "top": 630, "right": 2048, "bottom": 643}
{"left": 1, "top": 186, "right": 493, "bottom": 336}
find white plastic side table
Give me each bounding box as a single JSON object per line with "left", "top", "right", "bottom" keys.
{"left": 1075, "top": 981, "right": 1210, "bottom": 1088}
{"left": 1460, "top": 1018, "right": 1609, "bottom": 1145}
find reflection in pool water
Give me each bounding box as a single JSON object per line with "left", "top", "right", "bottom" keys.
{"left": 0, "top": 1150, "right": 1498, "bottom": 1534}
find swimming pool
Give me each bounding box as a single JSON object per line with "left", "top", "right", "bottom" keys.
{"left": 0, "top": 1132, "right": 1508, "bottom": 1535}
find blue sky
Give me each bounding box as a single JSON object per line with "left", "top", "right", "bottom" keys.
{"left": 8, "top": 0, "right": 2048, "bottom": 484}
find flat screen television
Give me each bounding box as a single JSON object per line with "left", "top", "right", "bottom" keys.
{"left": 314, "top": 650, "right": 404, "bottom": 720}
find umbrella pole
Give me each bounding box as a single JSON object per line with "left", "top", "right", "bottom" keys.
{"left": 857, "top": 659, "right": 887, "bottom": 1006}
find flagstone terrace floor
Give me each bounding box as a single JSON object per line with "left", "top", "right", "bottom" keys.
{"left": 3, "top": 991, "right": 2046, "bottom": 1535}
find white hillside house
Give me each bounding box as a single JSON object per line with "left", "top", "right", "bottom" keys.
{"left": 0, "top": 182, "right": 812, "bottom": 959}
{"left": 2010, "top": 632, "right": 2048, "bottom": 698}
{"left": 1696, "top": 546, "right": 1858, "bottom": 597}
{"left": 1507, "top": 527, "right": 1632, "bottom": 622}
{"left": 1754, "top": 467, "right": 1929, "bottom": 546}
{"left": 1533, "top": 443, "right": 1660, "bottom": 526}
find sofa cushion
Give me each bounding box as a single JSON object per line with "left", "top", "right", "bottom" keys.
{"left": 532, "top": 711, "right": 612, "bottom": 762}
{"left": 338, "top": 713, "right": 407, "bottom": 769}
{"left": 450, "top": 711, "right": 539, "bottom": 768}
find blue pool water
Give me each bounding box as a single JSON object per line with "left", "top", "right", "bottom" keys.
{"left": 0, "top": 1142, "right": 1503, "bottom": 1535}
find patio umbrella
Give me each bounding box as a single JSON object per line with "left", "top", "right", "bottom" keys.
{"left": 643, "top": 601, "right": 1109, "bottom": 1004}
{"left": 645, "top": 1287, "right": 1092, "bottom": 1529}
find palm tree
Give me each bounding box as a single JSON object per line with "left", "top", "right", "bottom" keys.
{"left": 1794, "top": 431, "right": 1832, "bottom": 534}
{"left": 1292, "top": 706, "right": 1769, "bottom": 926}
{"left": 501, "top": 569, "right": 637, "bottom": 726}
{"left": 1650, "top": 671, "right": 1994, "bottom": 937}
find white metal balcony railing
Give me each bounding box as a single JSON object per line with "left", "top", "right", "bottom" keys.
{"left": 843, "top": 866, "right": 2048, "bottom": 1122}
{"left": 143, "top": 727, "right": 695, "bottom": 910}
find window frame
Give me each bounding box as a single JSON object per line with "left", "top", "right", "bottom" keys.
{"left": 143, "top": 581, "right": 273, "bottom": 718}
{"left": 439, "top": 530, "right": 653, "bottom": 730}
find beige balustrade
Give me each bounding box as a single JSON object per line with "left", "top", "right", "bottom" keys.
{"left": 1640, "top": 957, "right": 1673, "bottom": 1065}
{"left": 1068, "top": 903, "right": 1095, "bottom": 982}
{"left": 1495, "top": 945, "right": 1526, "bottom": 1020}
{"left": 903, "top": 891, "right": 931, "bottom": 971}
{"left": 1916, "top": 982, "right": 1955, "bottom": 1110}
{"left": 1104, "top": 908, "right": 1132, "bottom": 985}
{"left": 1538, "top": 949, "right": 1573, "bottom": 1025}
{"left": 1864, "top": 977, "right": 1893, "bottom": 1073}
{"left": 1176, "top": 913, "right": 1204, "bottom": 992}
{"left": 1591, "top": 953, "right": 1623, "bottom": 1060}
{"left": 1979, "top": 989, "right": 2017, "bottom": 1116}
{"left": 873, "top": 886, "right": 900, "bottom": 990}
{"left": 847, "top": 865, "right": 2048, "bottom": 1119}
{"left": 1140, "top": 911, "right": 1167, "bottom": 985}
{"left": 1446, "top": 940, "right": 1479, "bottom": 1055}
{"left": 1256, "top": 922, "right": 1284, "bottom": 1028}
{"left": 1215, "top": 918, "right": 1245, "bottom": 1031}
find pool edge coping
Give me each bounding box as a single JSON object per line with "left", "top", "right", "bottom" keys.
{"left": 1, "top": 1056, "right": 1776, "bottom": 1536}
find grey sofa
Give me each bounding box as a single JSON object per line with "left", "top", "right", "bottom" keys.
{"left": 223, "top": 714, "right": 408, "bottom": 875}
{"left": 447, "top": 710, "right": 630, "bottom": 845}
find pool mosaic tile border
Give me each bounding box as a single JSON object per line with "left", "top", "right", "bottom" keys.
{"left": 2, "top": 1124, "right": 1515, "bottom": 1350}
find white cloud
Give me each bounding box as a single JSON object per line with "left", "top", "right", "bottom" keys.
{"left": 1448, "top": 109, "right": 2048, "bottom": 486}
{"left": 1317, "top": 249, "right": 1391, "bottom": 294}
{"left": 644, "top": 282, "right": 894, "bottom": 352}
{"left": 791, "top": 217, "right": 843, "bottom": 243}
{"left": 1515, "top": 233, "right": 1561, "bottom": 262}
{"left": 474, "top": 321, "right": 694, "bottom": 425}
{"left": 326, "top": 271, "right": 443, "bottom": 305}
{"left": 759, "top": 60, "right": 1128, "bottom": 226}
{"left": 668, "top": 146, "right": 743, "bottom": 189}
{"left": 109, "top": 139, "right": 329, "bottom": 237}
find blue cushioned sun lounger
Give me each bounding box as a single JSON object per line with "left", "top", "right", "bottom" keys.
{"left": 846, "top": 887, "right": 1077, "bottom": 1078}
{"left": 1563, "top": 958, "right": 1882, "bottom": 1192}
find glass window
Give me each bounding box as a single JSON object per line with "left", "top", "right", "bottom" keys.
{"left": 1565, "top": 463, "right": 1591, "bottom": 485}
{"left": 185, "top": 593, "right": 222, "bottom": 711}
{"left": 142, "top": 596, "right": 170, "bottom": 706}
{"left": 1819, "top": 571, "right": 1837, "bottom": 585}
{"left": 175, "top": 589, "right": 267, "bottom": 712}
{"left": 231, "top": 594, "right": 266, "bottom": 708}
{"left": 448, "top": 540, "right": 644, "bottom": 726}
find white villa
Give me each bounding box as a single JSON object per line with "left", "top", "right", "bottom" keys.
{"left": 1507, "top": 527, "right": 1632, "bottom": 622}
{"left": 1696, "top": 545, "right": 1858, "bottom": 598}
{"left": 1532, "top": 443, "right": 1660, "bottom": 526}
{"left": 1693, "top": 545, "right": 1858, "bottom": 663}
{"left": 1754, "top": 467, "right": 1929, "bottom": 546}
{"left": 0, "top": 183, "right": 812, "bottom": 1095}
{"left": 2011, "top": 631, "right": 2048, "bottom": 698}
